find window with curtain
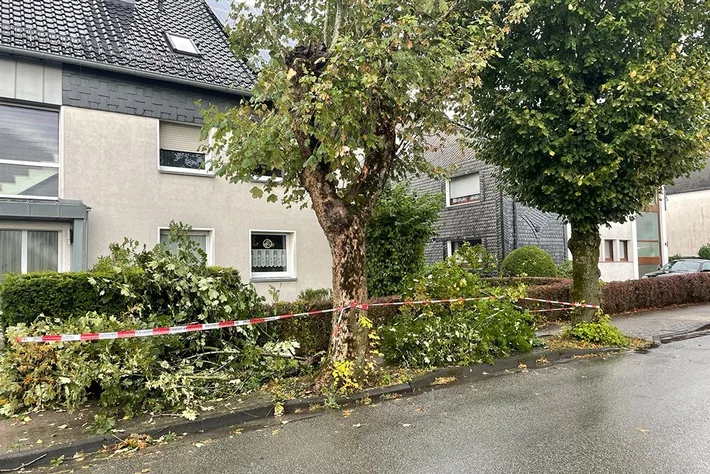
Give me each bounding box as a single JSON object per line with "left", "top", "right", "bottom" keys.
{"left": 0, "top": 229, "right": 59, "bottom": 277}
{"left": 251, "top": 233, "right": 292, "bottom": 278}
{"left": 159, "top": 122, "right": 209, "bottom": 174}
{"left": 0, "top": 104, "right": 59, "bottom": 198}
{"left": 448, "top": 173, "right": 481, "bottom": 206}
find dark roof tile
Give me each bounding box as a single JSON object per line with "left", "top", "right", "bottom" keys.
{"left": 0, "top": 0, "right": 255, "bottom": 92}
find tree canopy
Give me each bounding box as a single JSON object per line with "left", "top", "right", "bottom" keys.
{"left": 465, "top": 0, "right": 710, "bottom": 234}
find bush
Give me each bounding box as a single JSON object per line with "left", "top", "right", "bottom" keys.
{"left": 564, "top": 315, "right": 629, "bottom": 347}
{"left": 380, "top": 244, "right": 536, "bottom": 367}
{"left": 556, "top": 259, "right": 573, "bottom": 278}
{"left": 0, "top": 224, "right": 290, "bottom": 422}
{"left": 297, "top": 287, "right": 332, "bottom": 302}
{"left": 698, "top": 244, "right": 710, "bottom": 260}
{"left": 484, "top": 276, "right": 568, "bottom": 287}
{"left": 527, "top": 273, "right": 710, "bottom": 318}
{"left": 366, "top": 183, "right": 442, "bottom": 297}
{"left": 501, "top": 246, "right": 558, "bottom": 277}
{"left": 0, "top": 272, "right": 130, "bottom": 328}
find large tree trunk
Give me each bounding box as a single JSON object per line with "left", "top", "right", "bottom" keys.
{"left": 568, "top": 223, "right": 602, "bottom": 324}
{"left": 326, "top": 223, "right": 368, "bottom": 367}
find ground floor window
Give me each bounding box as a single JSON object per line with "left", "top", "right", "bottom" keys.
{"left": 159, "top": 228, "right": 213, "bottom": 264}
{"left": 447, "top": 239, "right": 482, "bottom": 257}
{"left": 0, "top": 229, "right": 59, "bottom": 275}
{"left": 251, "top": 231, "right": 294, "bottom": 280}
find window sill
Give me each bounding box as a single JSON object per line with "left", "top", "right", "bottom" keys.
{"left": 251, "top": 277, "right": 298, "bottom": 283}
{"left": 446, "top": 200, "right": 482, "bottom": 209}
{"left": 158, "top": 168, "right": 214, "bottom": 178}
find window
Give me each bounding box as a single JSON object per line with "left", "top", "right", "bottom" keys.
{"left": 165, "top": 33, "right": 201, "bottom": 56}
{"left": 619, "top": 240, "right": 629, "bottom": 262}
{"left": 159, "top": 122, "right": 210, "bottom": 175}
{"left": 251, "top": 165, "right": 284, "bottom": 183}
{"left": 447, "top": 173, "right": 480, "bottom": 206}
{"left": 0, "top": 229, "right": 59, "bottom": 276}
{"left": 0, "top": 104, "right": 59, "bottom": 198}
{"left": 251, "top": 232, "right": 295, "bottom": 280}
{"left": 159, "top": 228, "right": 213, "bottom": 264}
{"left": 448, "top": 239, "right": 482, "bottom": 257}
{"left": 604, "top": 240, "right": 614, "bottom": 262}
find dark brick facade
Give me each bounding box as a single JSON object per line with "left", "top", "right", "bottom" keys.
{"left": 411, "top": 136, "right": 567, "bottom": 265}
{"left": 62, "top": 65, "right": 242, "bottom": 124}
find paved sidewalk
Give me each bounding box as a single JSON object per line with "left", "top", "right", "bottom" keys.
{"left": 538, "top": 304, "right": 710, "bottom": 340}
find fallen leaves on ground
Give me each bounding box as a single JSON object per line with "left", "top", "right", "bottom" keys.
{"left": 431, "top": 376, "right": 456, "bottom": 386}
{"left": 342, "top": 409, "right": 353, "bottom": 418}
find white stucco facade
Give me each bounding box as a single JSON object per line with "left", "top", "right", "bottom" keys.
{"left": 61, "top": 106, "right": 332, "bottom": 301}
{"left": 666, "top": 189, "right": 710, "bottom": 257}
{"left": 598, "top": 221, "right": 638, "bottom": 281}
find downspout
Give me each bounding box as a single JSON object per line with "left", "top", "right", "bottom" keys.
{"left": 499, "top": 187, "right": 505, "bottom": 260}
{"left": 512, "top": 200, "right": 518, "bottom": 250}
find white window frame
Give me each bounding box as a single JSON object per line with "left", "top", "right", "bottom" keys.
{"left": 445, "top": 172, "right": 481, "bottom": 207}
{"left": 156, "top": 121, "right": 214, "bottom": 177}
{"left": 249, "top": 230, "right": 296, "bottom": 281}
{"left": 447, "top": 239, "right": 482, "bottom": 257}
{"left": 157, "top": 227, "right": 215, "bottom": 265}
{"left": 165, "top": 33, "right": 201, "bottom": 56}
{"left": 0, "top": 102, "right": 61, "bottom": 200}
{"left": 0, "top": 222, "right": 70, "bottom": 273}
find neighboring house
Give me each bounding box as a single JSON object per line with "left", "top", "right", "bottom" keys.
{"left": 410, "top": 136, "right": 568, "bottom": 266}
{"left": 0, "top": 0, "right": 331, "bottom": 300}
{"left": 411, "top": 135, "right": 667, "bottom": 281}
{"left": 665, "top": 155, "right": 710, "bottom": 257}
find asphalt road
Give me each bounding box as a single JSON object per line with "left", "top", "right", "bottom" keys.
{"left": 66, "top": 337, "right": 710, "bottom": 474}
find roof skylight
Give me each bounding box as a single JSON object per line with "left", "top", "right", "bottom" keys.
{"left": 165, "top": 33, "right": 201, "bottom": 56}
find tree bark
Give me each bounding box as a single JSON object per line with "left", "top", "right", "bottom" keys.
{"left": 568, "top": 223, "right": 602, "bottom": 324}
{"left": 326, "top": 224, "right": 368, "bottom": 367}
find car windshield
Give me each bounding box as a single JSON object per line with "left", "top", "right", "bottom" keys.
{"left": 663, "top": 260, "right": 701, "bottom": 272}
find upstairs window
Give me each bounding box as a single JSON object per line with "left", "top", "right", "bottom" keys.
{"left": 0, "top": 104, "right": 59, "bottom": 198}
{"left": 159, "top": 122, "right": 210, "bottom": 176}
{"left": 447, "top": 173, "right": 480, "bottom": 206}
{"left": 165, "top": 33, "right": 201, "bottom": 56}
{"left": 604, "top": 240, "right": 615, "bottom": 262}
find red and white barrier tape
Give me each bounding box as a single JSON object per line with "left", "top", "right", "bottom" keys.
{"left": 16, "top": 296, "right": 599, "bottom": 344}
{"left": 17, "top": 307, "right": 341, "bottom": 344}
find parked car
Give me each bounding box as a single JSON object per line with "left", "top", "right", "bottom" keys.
{"left": 641, "top": 259, "right": 710, "bottom": 278}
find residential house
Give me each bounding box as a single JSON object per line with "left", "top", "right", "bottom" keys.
{"left": 412, "top": 136, "right": 667, "bottom": 281}
{"left": 665, "top": 155, "right": 710, "bottom": 258}
{"left": 0, "top": 0, "right": 332, "bottom": 301}
{"left": 410, "top": 136, "right": 568, "bottom": 265}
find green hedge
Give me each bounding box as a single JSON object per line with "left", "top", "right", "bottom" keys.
{"left": 0, "top": 272, "right": 129, "bottom": 328}
{"left": 267, "top": 296, "right": 401, "bottom": 356}
{"left": 0, "top": 267, "right": 248, "bottom": 328}
{"left": 527, "top": 273, "right": 710, "bottom": 318}
{"left": 484, "top": 277, "right": 569, "bottom": 287}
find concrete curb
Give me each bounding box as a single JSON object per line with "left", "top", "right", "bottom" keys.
{"left": 0, "top": 347, "right": 626, "bottom": 471}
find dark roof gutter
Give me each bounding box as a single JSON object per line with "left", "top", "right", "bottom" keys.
{"left": 0, "top": 45, "right": 254, "bottom": 98}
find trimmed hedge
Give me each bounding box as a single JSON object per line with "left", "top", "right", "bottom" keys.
{"left": 0, "top": 267, "right": 248, "bottom": 328}
{"left": 484, "top": 277, "right": 569, "bottom": 287}
{"left": 268, "top": 295, "right": 401, "bottom": 356}
{"left": 501, "top": 246, "right": 558, "bottom": 277}
{"left": 528, "top": 273, "right": 710, "bottom": 317}
{"left": 0, "top": 272, "right": 129, "bottom": 328}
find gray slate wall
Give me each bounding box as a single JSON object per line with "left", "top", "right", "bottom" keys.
{"left": 411, "top": 159, "right": 567, "bottom": 265}
{"left": 666, "top": 154, "right": 710, "bottom": 195}
{"left": 411, "top": 160, "right": 504, "bottom": 265}
{"left": 61, "top": 65, "right": 241, "bottom": 124}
